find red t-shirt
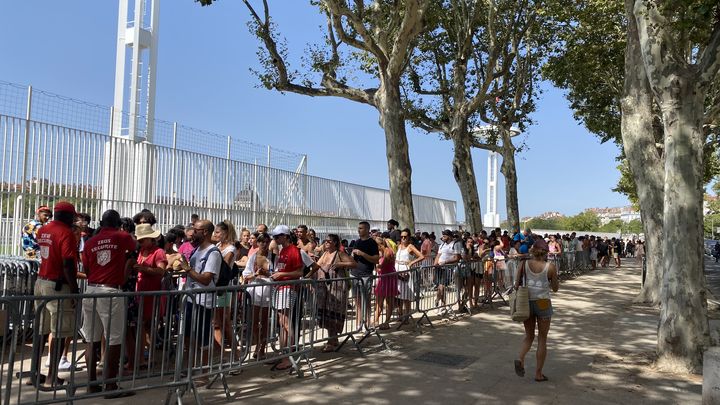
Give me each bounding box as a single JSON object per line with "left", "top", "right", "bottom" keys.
{"left": 274, "top": 244, "right": 302, "bottom": 287}
{"left": 136, "top": 247, "right": 167, "bottom": 292}
{"left": 38, "top": 221, "right": 77, "bottom": 280}
{"left": 82, "top": 228, "right": 136, "bottom": 286}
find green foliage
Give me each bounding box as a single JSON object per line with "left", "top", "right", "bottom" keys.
{"left": 598, "top": 219, "right": 624, "bottom": 233}
{"left": 525, "top": 211, "right": 601, "bottom": 232}
{"left": 626, "top": 219, "right": 644, "bottom": 234}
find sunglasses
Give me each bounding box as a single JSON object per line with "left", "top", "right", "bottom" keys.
{"left": 401, "top": 235, "right": 409, "bottom": 239}
{"left": 324, "top": 239, "right": 334, "bottom": 244}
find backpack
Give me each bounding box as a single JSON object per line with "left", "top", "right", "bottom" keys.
{"left": 197, "top": 247, "right": 234, "bottom": 295}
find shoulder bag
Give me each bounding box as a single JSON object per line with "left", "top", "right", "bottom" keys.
{"left": 509, "top": 260, "right": 530, "bottom": 322}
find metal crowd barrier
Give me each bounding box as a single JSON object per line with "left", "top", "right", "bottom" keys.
{"left": 0, "top": 258, "right": 530, "bottom": 405}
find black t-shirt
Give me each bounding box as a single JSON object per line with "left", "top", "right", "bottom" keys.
{"left": 351, "top": 237, "right": 379, "bottom": 277}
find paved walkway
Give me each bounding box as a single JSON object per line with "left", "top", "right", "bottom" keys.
{"left": 108, "top": 259, "right": 703, "bottom": 405}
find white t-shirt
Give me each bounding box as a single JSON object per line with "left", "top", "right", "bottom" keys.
{"left": 244, "top": 252, "right": 273, "bottom": 279}
{"left": 438, "top": 240, "right": 463, "bottom": 265}
{"left": 188, "top": 244, "right": 222, "bottom": 308}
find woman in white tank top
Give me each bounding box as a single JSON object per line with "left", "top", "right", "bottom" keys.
{"left": 514, "top": 238, "right": 559, "bottom": 383}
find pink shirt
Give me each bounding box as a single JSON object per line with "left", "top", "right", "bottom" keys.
{"left": 136, "top": 247, "right": 167, "bottom": 292}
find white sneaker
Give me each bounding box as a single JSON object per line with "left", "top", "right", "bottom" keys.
{"left": 58, "top": 357, "right": 74, "bottom": 371}
{"left": 44, "top": 358, "right": 49, "bottom": 368}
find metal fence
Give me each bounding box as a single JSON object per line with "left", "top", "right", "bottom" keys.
{"left": 0, "top": 256, "right": 509, "bottom": 405}
{"left": 0, "top": 81, "right": 457, "bottom": 254}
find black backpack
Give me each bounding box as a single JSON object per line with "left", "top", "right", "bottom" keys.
{"left": 198, "top": 247, "right": 235, "bottom": 294}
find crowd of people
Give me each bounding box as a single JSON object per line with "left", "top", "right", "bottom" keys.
{"left": 19, "top": 202, "right": 646, "bottom": 395}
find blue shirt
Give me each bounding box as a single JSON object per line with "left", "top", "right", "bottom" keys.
{"left": 513, "top": 233, "right": 534, "bottom": 254}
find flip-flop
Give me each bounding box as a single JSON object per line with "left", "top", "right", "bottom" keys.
{"left": 535, "top": 375, "right": 549, "bottom": 382}
{"left": 514, "top": 360, "right": 525, "bottom": 377}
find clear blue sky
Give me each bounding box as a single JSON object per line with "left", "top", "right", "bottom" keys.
{"left": 0, "top": 1, "right": 629, "bottom": 221}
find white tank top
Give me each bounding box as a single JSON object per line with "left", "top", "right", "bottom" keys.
{"left": 525, "top": 261, "right": 551, "bottom": 300}
{"left": 395, "top": 246, "right": 413, "bottom": 271}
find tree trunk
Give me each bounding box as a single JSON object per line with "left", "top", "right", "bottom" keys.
{"left": 500, "top": 132, "right": 520, "bottom": 233}
{"left": 450, "top": 134, "right": 483, "bottom": 233}
{"left": 656, "top": 81, "right": 709, "bottom": 373}
{"left": 376, "top": 79, "right": 416, "bottom": 231}
{"left": 621, "top": 0, "right": 663, "bottom": 305}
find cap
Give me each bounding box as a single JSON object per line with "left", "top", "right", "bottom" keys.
{"left": 532, "top": 238, "right": 549, "bottom": 251}
{"left": 442, "top": 229, "right": 453, "bottom": 236}
{"left": 270, "top": 224, "right": 291, "bottom": 237}
{"left": 53, "top": 201, "right": 76, "bottom": 215}
{"left": 36, "top": 205, "right": 51, "bottom": 214}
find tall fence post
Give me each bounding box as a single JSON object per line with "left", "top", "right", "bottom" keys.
{"left": 168, "top": 122, "right": 178, "bottom": 226}
{"left": 265, "top": 146, "right": 271, "bottom": 225}
{"left": 225, "top": 135, "right": 231, "bottom": 215}
{"left": 14, "top": 85, "right": 32, "bottom": 256}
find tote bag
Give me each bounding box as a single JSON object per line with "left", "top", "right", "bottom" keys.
{"left": 509, "top": 261, "right": 530, "bottom": 322}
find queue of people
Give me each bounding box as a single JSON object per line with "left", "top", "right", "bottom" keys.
{"left": 19, "top": 202, "right": 644, "bottom": 395}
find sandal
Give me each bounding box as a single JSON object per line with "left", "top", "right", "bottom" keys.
{"left": 274, "top": 362, "right": 293, "bottom": 371}
{"left": 514, "top": 360, "right": 525, "bottom": 377}
{"left": 321, "top": 344, "right": 337, "bottom": 353}
{"left": 535, "top": 374, "right": 549, "bottom": 382}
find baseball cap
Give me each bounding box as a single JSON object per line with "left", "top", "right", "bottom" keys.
{"left": 442, "top": 229, "right": 453, "bottom": 236}
{"left": 53, "top": 201, "right": 76, "bottom": 215}
{"left": 270, "top": 224, "right": 291, "bottom": 237}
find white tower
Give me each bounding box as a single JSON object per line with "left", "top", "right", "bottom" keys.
{"left": 473, "top": 125, "right": 521, "bottom": 229}
{"left": 104, "top": 0, "right": 160, "bottom": 214}
{"left": 484, "top": 151, "right": 500, "bottom": 228}
{"left": 113, "top": 0, "right": 160, "bottom": 141}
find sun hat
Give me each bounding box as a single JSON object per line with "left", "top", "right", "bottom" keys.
{"left": 135, "top": 223, "right": 161, "bottom": 240}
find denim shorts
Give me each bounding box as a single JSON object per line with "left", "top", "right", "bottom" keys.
{"left": 529, "top": 299, "right": 553, "bottom": 319}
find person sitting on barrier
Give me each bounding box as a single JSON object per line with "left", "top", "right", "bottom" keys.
{"left": 22, "top": 205, "right": 52, "bottom": 259}
{"left": 243, "top": 232, "right": 272, "bottom": 359}
{"left": 30, "top": 201, "right": 80, "bottom": 390}
{"left": 269, "top": 225, "right": 304, "bottom": 371}
{"left": 81, "top": 209, "right": 136, "bottom": 398}
{"left": 395, "top": 229, "right": 425, "bottom": 324}
{"left": 513, "top": 228, "right": 534, "bottom": 255}
{"left": 372, "top": 236, "right": 397, "bottom": 330}
{"left": 178, "top": 220, "right": 222, "bottom": 386}
{"left": 514, "top": 238, "right": 559, "bottom": 382}
{"left": 434, "top": 230, "right": 463, "bottom": 314}
{"left": 313, "top": 233, "right": 356, "bottom": 352}
{"left": 350, "top": 221, "right": 380, "bottom": 328}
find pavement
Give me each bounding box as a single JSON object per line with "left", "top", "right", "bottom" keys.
{"left": 96, "top": 257, "right": 708, "bottom": 405}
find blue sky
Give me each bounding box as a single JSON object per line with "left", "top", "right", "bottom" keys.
{"left": 0, "top": 1, "right": 629, "bottom": 221}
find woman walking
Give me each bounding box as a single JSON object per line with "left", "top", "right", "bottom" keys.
{"left": 514, "top": 239, "right": 559, "bottom": 382}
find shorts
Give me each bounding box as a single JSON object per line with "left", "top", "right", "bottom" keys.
{"left": 215, "top": 292, "right": 232, "bottom": 308}
{"left": 613, "top": 253, "right": 619, "bottom": 259}
{"left": 351, "top": 276, "right": 372, "bottom": 298}
{"left": 529, "top": 299, "right": 553, "bottom": 319}
{"left": 35, "top": 279, "right": 76, "bottom": 338}
{"left": 434, "top": 266, "right": 453, "bottom": 286}
{"left": 273, "top": 287, "right": 297, "bottom": 310}
{"left": 82, "top": 285, "right": 126, "bottom": 345}
{"left": 184, "top": 302, "right": 213, "bottom": 348}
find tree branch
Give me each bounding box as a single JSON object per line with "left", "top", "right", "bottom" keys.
{"left": 388, "top": 0, "right": 430, "bottom": 78}
{"left": 323, "top": 0, "right": 389, "bottom": 67}
{"left": 697, "top": 24, "right": 720, "bottom": 85}
{"left": 242, "top": 0, "right": 375, "bottom": 105}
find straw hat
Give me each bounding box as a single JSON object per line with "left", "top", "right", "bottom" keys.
{"left": 135, "top": 223, "right": 161, "bottom": 240}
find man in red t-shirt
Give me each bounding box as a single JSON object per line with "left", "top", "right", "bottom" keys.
{"left": 269, "top": 225, "right": 303, "bottom": 371}
{"left": 31, "top": 201, "right": 79, "bottom": 389}
{"left": 81, "top": 209, "right": 136, "bottom": 397}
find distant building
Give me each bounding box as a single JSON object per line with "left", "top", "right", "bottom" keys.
{"left": 586, "top": 206, "right": 640, "bottom": 225}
